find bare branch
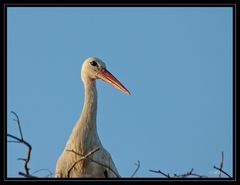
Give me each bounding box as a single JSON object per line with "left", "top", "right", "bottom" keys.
{"left": 7, "top": 133, "right": 32, "bottom": 175}
{"left": 7, "top": 133, "right": 22, "bottom": 142}
{"left": 7, "top": 112, "right": 32, "bottom": 176}
{"left": 150, "top": 151, "right": 232, "bottom": 178}
{"left": 173, "top": 168, "right": 194, "bottom": 178}
{"left": 66, "top": 147, "right": 100, "bottom": 177}
{"left": 149, "top": 168, "right": 207, "bottom": 178}
{"left": 18, "top": 172, "right": 37, "bottom": 178}
{"left": 173, "top": 168, "right": 207, "bottom": 178}
{"left": 213, "top": 166, "right": 231, "bottom": 178}
{"left": 212, "top": 151, "right": 231, "bottom": 178}
{"left": 149, "top": 169, "right": 171, "bottom": 178}
{"left": 66, "top": 147, "right": 120, "bottom": 178}
{"left": 131, "top": 160, "right": 140, "bottom": 177}
{"left": 11, "top": 111, "right": 24, "bottom": 140}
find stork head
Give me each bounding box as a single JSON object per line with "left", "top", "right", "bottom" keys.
{"left": 81, "top": 57, "right": 130, "bottom": 95}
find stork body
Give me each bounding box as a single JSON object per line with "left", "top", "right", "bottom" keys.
{"left": 55, "top": 57, "right": 130, "bottom": 178}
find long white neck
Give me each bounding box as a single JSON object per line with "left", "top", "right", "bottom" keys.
{"left": 66, "top": 78, "right": 101, "bottom": 154}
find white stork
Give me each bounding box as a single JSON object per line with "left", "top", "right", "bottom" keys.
{"left": 55, "top": 57, "right": 130, "bottom": 178}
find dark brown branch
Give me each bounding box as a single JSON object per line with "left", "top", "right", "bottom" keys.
{"left": 131, "top": 160, "right": 140, "bottom": 177}
{"left": 7, "top": 112, "right": 32, "bottom": 176}
{"left": 8, "top": 111, "right": 52, "bottom": 178}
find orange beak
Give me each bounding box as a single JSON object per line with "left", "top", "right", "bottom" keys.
{"left": 96, "top": 68, "right": 130, "bottom": 95}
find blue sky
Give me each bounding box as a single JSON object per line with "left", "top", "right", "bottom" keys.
{"left": 7, "top": 7, "right": 233, "bottom": 178}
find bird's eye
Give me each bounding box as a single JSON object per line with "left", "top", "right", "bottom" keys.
{"left": 90, "top": 61, "right": 98, "bottom": 67}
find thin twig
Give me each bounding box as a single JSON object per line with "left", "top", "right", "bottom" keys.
{"left": 45, "top": 173, "right": 53, "bottom": 178}
{"left": 8, "top": 140, "right": 21, "bottom": 143}
{"left": 213, "top": 166, "right": 231, "bottom": 178}
{"left": 149, "top": 168, "right": 207, "bottom": 178}
{"left": 66, "top": 147, "right": 120, "bottom": 178}
{"left": 66, "top": 147, "right": 100, "bottom": 177}
{"left": 17, "top": 158, "right": 27, "bottom": 161}
{"left": 66, "top": 147, "right": 100, "bottom": 161}
{"left": 7, "top": 133, "right": 22, "bottom": 142}
{"left": 11, "top": 111, "right": 24, "bottom": 140}
{"left": 31, "top": 168, "right": 53, "bottom": 177}
{"left": 8, "top": 111, "right": 52, "bottom": 178}
{"left": 131, "top": 160, "right": 140, "bottom": 177}
{"left": 173, "top": 168, "right": 194, "bottom": 178}
{"left": 219, "top": 151, "right": 224, "bottom": 177}
{"left": 173, "top": 168, "right": 207, "bottom": 178}
{"left": 149, "top": 169, "right": 171, "bottom": 178}
{"left": 212, "top": 151, "right": 231, "bottom": 178}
